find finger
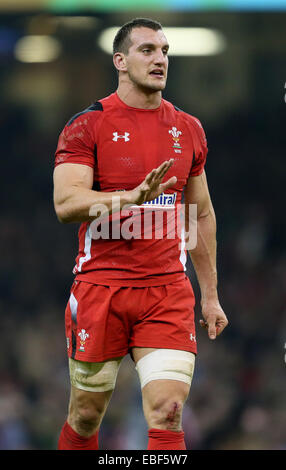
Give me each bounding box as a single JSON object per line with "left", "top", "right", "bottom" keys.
{"left": 153, "top": 159, "right": 174, "bottom": 182}
{"left": 145, "top": 163, "right": 168, "bottom": 186}
{"left": 160, "top": 176, "right": 177, "bottom": 191}
{"left": 157, "top": 159, "right": 174, "bottom": 171}
{"left": 146, "top": 160, "right": 174, "bottom": 186}
{"left": 199, "top": 319, "right": 208, "bottom": 329}
{"left": 216, "top": 326, "right": 222, "bottom": 336}
{"left": 215, "top": 321, "right": 227, "bottom": 336}
{"left": 208, "top": 321, "right": 217, "bottom": 340}
{"left": 145, "top": 169, "right": 157, "bottom": 185}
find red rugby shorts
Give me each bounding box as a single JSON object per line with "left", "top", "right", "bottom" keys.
{"left": 65, "top": 276, "right": 197, "bottom": 362}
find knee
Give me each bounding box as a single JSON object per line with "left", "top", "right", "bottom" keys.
{"left": 145, "top": 387, "right": 189, "bottom": 431}
{"left": 75, "top": 402, "right": 104, "bottom": 432}
{"left": 69, "top": 391, "right": 109, "bottom": 436}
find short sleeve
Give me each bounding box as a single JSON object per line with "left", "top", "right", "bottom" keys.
{"left": 54, "top": 114, "right": 96, "bottom": 169}
{"left": 189, "top": 117, "right": 208, "bottom": 177}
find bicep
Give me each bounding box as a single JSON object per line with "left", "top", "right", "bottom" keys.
{"left": 53, "top": 163, "right": 94, "bottom": 206}
{"left": 184, "top": 170, "right": 213, "bottom": 217}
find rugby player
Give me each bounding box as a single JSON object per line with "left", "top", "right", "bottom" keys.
{"left": 53, "top": 18, "right": 228, "bottom": 450}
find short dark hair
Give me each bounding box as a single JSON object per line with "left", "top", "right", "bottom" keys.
{"left": 113, "top": 18, "right": 162, "bottom": 55}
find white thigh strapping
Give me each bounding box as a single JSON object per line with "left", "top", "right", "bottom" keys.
{"left": 69, "top": 357, "right": 123, "bottom": 393}
{"left": 135, "top": 349, "right": 195, "bottom": 389}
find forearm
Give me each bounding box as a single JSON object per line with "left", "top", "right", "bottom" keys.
{"left": 189, "top": 206, "right": 218, "bottom": 302}
{"left": 54, "top": 159, "right": 176, "bottom": 224}
{"left": 54, "top": 186, "right": 134, "bottom": 224}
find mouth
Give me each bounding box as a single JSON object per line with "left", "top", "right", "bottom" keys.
{"left": 149, "top": 69, "right": 165, "bottom": 78}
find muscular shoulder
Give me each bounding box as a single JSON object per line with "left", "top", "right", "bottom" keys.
{"left": 66, "top": 101, "right": 104, "bottom": 127}
{"left": 63, "top": 93, "right": 117, "bottom": 137}
{"left": 55, "top": 100, "right": 106, "bottom": 168}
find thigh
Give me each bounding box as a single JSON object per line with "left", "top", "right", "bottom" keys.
{"left": 132, "top": 347, "right": 195, "bottom": 396}
{"left": 133, "top": 347, "right": 191, "bottom": 405}
{"left": 67, "top": 356, "right": 123, "bottom": 424}
{"left": 69, "top": 384, "right": 113, "bottom": 416}
{"left": 132, "top": 347, "right": 193, "bottom": 428}
{"left": 69, "top": 356, "right": 123, "bottom": 393}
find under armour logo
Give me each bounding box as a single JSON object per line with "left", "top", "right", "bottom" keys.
{"left": 112, "top": 132, "right": 130, "bottom": 142}
{"left": 190, "top": 333, "right": 196, "bottom": 342}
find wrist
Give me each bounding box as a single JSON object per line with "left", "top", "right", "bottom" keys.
{"left": 124, "top": 188, "right": 141, "bottom": 207}
{"left": 201, "top": 287, "right": 219, "bottom": 305}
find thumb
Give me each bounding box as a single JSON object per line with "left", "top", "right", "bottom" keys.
{"left": 160, "top": 176, "right": 177, "bottom": 191}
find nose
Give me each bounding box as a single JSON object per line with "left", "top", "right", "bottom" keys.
{"left": 154, "top": 48, "right": 167, "bottom": 65}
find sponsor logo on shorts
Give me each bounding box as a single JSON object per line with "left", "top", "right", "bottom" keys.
{"left": 78, "top": 329, "right": 89, "bottom": 352}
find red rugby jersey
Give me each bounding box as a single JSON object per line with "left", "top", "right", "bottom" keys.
{"left": 54, "top": 92, "right": 208, "bottom": 286}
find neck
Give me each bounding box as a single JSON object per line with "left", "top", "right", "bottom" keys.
{"left": 116, "top": 80, "right": 162, "bottom": 109}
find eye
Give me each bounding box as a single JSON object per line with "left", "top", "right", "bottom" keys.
{"left": 142, "top": 49, "right": 151, "bottom": 54}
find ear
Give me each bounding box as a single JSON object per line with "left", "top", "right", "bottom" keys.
{"left": 113, "top": 52, "right": 127, "bottom": 72}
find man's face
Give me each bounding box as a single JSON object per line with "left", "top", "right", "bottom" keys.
{"left": 123, "top": 27, "right": 169, "bottom": 92}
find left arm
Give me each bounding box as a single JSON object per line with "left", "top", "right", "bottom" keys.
{"left": 184, "top": 170, "right": 228, "bottom": 340}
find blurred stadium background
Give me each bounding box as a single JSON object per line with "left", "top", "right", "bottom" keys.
{"left": 0, "top": 0, "right": 285, "bottom": 450}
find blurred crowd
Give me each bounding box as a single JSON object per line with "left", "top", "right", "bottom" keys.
{"left": 0, "top": 59, "right": 286, "bottom": 450}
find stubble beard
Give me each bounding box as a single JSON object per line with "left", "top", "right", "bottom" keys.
{"left": 128, "top": 69, "right": 167, "bottom": 94}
